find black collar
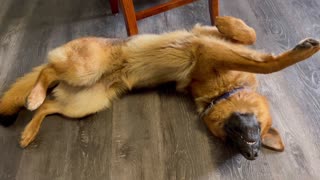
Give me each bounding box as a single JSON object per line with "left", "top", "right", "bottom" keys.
{"left": 200, "top": 87, "right": 245, "bottom": 119}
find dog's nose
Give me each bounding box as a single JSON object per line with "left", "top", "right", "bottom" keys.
{"left": 243, "top": 149, "right": 259, "bottom": 160}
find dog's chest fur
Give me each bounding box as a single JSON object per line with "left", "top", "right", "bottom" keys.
{"left": 190, "top": 69, "right": 258, "bottom": 111}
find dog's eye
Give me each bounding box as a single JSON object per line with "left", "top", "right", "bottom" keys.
{"left": 258, "top": 122, "right": 262, "bottom": 128}
{"left": 256, "top": 125, "right": 261, "bottom": 131}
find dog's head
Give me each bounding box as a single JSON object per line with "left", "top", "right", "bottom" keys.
{"left": 224, "top": 112, "right": 284, "bottom": 160}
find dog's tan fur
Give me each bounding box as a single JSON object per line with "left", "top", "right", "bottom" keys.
{"left": 0, "top": 16, "right": 319, "bottom": 148}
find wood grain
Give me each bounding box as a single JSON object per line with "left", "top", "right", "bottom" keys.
{"left": 0, "top": 0, "right": 320, "bottom": 179}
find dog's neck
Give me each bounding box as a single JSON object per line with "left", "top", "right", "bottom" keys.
{"left": 189, "top": 69, "right": 257, "bottom": 113}
{"left": 200, "top": 87, "right": 245, "bottom": 119}
{"left": 189, "top": 69, "right": 272, "bottom": 138}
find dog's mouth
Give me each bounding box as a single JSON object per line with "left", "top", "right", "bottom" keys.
{"left": 226, "top": 128, "right": 259, "bottom": 145}
{"left": 239, "top": 135, "right": 257, "bottom": 145}
{"left": 226, "top": 130, "right": 261, "bottom": 160}
{"left": 223, "top": 112, "right": 262, "bottom": 160}
{"left": 237, "top": 136, "right": 261, "bottom": 160}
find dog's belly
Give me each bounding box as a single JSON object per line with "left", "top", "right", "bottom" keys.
{"left": 121, "top": 32, "right": 196, "bottom": 88}
{"left": 128, "top": 64, "right": 192, "bottom": 88}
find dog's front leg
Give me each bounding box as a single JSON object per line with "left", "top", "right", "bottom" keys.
{"left": 197, "top": 38, "right": 319, "bottom": 74}
{"left": 192, "top": 16, "right": 256, "bottom": 45}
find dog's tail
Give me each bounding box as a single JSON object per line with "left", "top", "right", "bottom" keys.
{"left": 0, "top": 64, "right": 47, "bottom": 126}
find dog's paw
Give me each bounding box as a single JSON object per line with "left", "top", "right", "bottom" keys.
{"left": 215, "top": 16, "right": 256, "bottom": 45}
{"left": 294, "top": 38, "right": 319, "bottom": 50}
{"left": 0, "top": 113, "right": 18, "bottom": 127}
{"left": 289, "top": 38, "right": 320, "bottom": 61}
{"left": 20, "top": 123, "right": 40, "bottom": 148}
{"left": 25, "top": 87, "right": 46, "bottom": 111}
{"left": 216, "top": 16, "right": 244, "bottom": 26}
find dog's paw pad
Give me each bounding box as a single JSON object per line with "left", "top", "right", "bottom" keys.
{"left": 295, "top": 38, "right": 319, "bottom": 49}
{"left": 25, "top": 88, "right": 46, "bottom": 111}
{"left": 25, "top": 97, "right": 44, "bottom": 111}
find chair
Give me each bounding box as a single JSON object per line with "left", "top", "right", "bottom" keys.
{"left": 109, "top": 0, "right": 219, "bottom": 36}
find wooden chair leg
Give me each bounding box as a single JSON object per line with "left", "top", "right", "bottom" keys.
{"left": 109, "top": 0, "right": 119, "bottom": 14}
{"left": 120, "top": 0, "right": 138, "bottom": 36}
{"left": 208, "top": 0, "right": 219, "bottom": 25}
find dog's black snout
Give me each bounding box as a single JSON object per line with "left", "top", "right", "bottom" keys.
{"left": 245, "top": 152, "right": 251, "bottom": 158}
{"left": 243, "top": 149, "right": 259, "bottom": 160}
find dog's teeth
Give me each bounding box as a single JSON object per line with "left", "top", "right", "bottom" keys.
{"left": 246, "top": 141, "right": 256, "bottom": 145}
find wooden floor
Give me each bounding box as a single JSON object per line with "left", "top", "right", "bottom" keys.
{"left": 1, "top": 0, "right": 320, "bottom": 179}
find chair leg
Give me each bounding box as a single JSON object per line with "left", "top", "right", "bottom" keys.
{"left": 208, "top": 0, "right": 219, "bottom": 25}
{"left": 109, "top": 0, "right": 119, "bottom": 14}
{"left": 120, "top": 0, "right": 138, "bottom": 36}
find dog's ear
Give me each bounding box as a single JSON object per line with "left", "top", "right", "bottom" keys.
{"left": 261, "top": 127, "right": 284, "bottom": 151}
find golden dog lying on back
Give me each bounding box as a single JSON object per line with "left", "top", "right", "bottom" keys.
{"left": 0, "top": 16, "right": 319, "bottom": 160}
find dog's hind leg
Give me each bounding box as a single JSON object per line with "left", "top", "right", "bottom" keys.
{"left": 197, "top": 37, "right": 319, "bottom": 74}
{"left": 20, "top": 81, "right": 126, "bottom": 147}
{"left": 20, "top": 100, "right": 60, "bottom": 147}
{"left": 25, "top": 65, "right": 58, "bottom": 111}
{"left": 0, "top": 65, "right": 47, "bottom": 126}
{"left": 26, "top": 38, "right": 118, "bottom": 111}
{"left": 25, "top": 63, "right": 104, "bottom": 111}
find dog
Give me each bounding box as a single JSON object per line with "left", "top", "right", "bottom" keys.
{"left": 0, "top": 16, "right": 319, "bottom": 158}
